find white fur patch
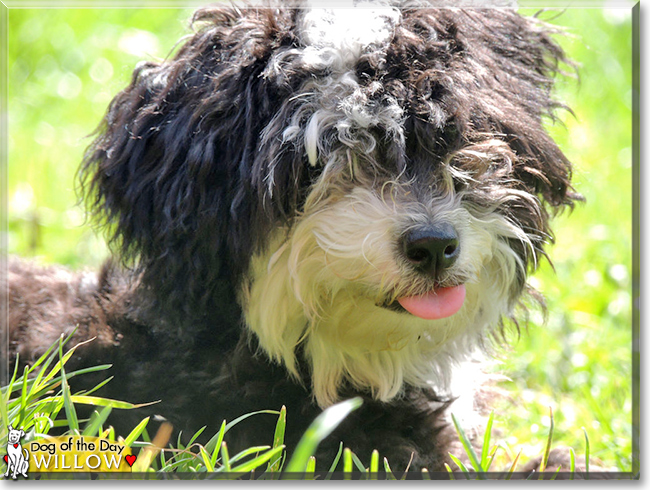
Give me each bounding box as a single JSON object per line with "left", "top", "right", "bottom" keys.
{"left": 260, "top": 5, "right": 404, "bottom": 170}
{"left": 299, "top": 5, "right": 400, "bottom": 68}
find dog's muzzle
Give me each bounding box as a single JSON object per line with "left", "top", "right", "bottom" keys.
{"left": 402, "top": 223, "right": 460, "bottom": 279}
{"left": 381, "top": 223, "right": 466, "bottom": 320}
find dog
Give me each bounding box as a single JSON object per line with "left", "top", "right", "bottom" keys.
{"left": 7, "top": 2, "right": 580, "bottom": 474}
{"left": 3, "top": 426, "right": 29, "bottom": 480}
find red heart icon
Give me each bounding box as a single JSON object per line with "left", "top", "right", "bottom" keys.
{"left": 125, "top": 454, "right": 136, "bottom": 467}
{"left": 3, "top": 455, "right": 7, "bottom": 464}
{"left": 13, "top": 444, "right": 18, "bottom": 449}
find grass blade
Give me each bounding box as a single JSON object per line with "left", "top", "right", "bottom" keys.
{"left": 325, "top": 442, "right": 344, "bottom": 479}
{"left": 343, "top": 447, "right": 353, "bottom": 476}
{"left": 383, "top": 457, "right": 397, "bottom": 480}
{"left": 69, "top": 395, "right": 157, "bottom": 409}
{"left": 224, "top": 410, "right": 279, "bottom": 433}
{"left": 205, "top": 420, "right": 226, "bottom": 453}
{"left": 59, "top": 340, "right": 78, "bottom": 433}
{"left": 123, "top": 417, "right": 150, "bottom": 447}
{"left": 505, "top": 448, "right": 523, "bottom": 480}
{"left": 221, "top": 442, "right": 231, "bottom": 472}
{"left": 539, "top": 407, "right": 554, "bottom": 479}
{"left": 185, "top": 426, "right": 207, "bottom": 449}
{"left": 227, "top": 446, "right": 284, "bottom": 474}
{"left": 569, "top": 447, "right": 576, "bottom": 480}
{"left": 283, "top": 397, "right": 362, "bottom": 474}
{"left": 582, "top": 427, "right": 590, "bottom": 479}
{"left": 132, "top": 422, "right": 173, "bottom": 472}
{"left": 369, "top": 449, "right": 379, "bottom": 474}
{"left": 484, "top": 444, "right": 501, "bottom": 472}
{"left": 444, "top": 463, "right": 455, "bottom": 480}
{"left": 267, "top": 406, "right": 286, "bottom": 473}
{"left": 551, "top": 465, "right": 562, "bottom": 480}
{"left": 82, "top": 406, "right": 112, "bottom": 436}
{"left": 208, "top": 421, "right": 227, "bottom": 468}
{"left": 451, "top": 413, "right": 484, "bottom": 477}
{"left": 305, "top": 456, "right": 316, "bottom": 478}
{"left": 199, "top": 445, "right": 215, "bottom": 472}
{"left": 448, "top": 453, "right": 470, "bottom": 479}
{"left": 350, "top": 450, "right": 366, "bottom": 472}
{"left": 230, "top": 445, "right": 271, "bottom": 464}
{"left": 481, "top": 411, "right": 494, "bottom": 468}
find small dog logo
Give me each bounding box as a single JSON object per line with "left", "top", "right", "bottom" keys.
{"left": 3, "top": 425, "right": 29, "bottom": 480}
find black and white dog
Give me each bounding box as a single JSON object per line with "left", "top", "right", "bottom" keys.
{"left": 8, "top": 2, "right": 579, "bottom": 473}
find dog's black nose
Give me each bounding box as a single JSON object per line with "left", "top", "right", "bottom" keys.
{"left": 403, "top": 224, "right": 460, "bottom": 278}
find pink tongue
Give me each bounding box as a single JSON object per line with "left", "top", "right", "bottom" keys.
{"left": 397, "top": 285, "right": 466, "bottom": 320}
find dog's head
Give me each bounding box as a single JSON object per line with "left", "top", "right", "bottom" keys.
{"left": 81, "top": 4, "right": 579, "bottom": 406}
{"left": 7, "top": 426, "right": 25, "bottom": 445}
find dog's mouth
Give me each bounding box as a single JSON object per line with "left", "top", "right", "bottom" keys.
{"left": 380, "top": 284, "right": 466, "bottom": 320}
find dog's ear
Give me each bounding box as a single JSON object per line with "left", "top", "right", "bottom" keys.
{"left": 80, "top": 7, "right": 299, "bottom": 321}
{"left": 479, "top": 10, "right": 581, "bottom": 211}
{"left": 398, "top": 9, "right": 580, "bottom": 211}
{"left": 19, "top": 430, "right": 24, "bottom": 438}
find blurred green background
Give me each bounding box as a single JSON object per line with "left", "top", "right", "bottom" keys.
{"left": 6, "top": 6, "right": 634, "bottom": 472}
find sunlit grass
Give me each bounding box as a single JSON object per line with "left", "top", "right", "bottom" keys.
{"left": 2, "top": 337, "right": 598, "bottom": 479}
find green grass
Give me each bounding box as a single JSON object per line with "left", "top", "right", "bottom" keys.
{"left": 494, "top": 8, "right": 634, "bottom": 474}
{"left": 5, "top": 6, "right": 635, "bottom": 477}
{"left": 1, "top": 338, "right": 595, "bottom": 479}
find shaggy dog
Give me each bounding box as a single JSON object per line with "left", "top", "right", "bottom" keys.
{"left": 7, "top": 2, "right": 579, "bottom": 474}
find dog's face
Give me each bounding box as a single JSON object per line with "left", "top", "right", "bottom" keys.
{"left": 7, "top": 426, "right": 24, "bottom": 445}
{"left": 81, "top": 5, "right": 577, "bottom": 407}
